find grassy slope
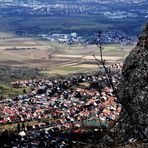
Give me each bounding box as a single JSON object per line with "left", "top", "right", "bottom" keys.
{"left": 44, "top": 66, "right": 90, "bottom": 75}
{"left": 0, "top": 83, "right": 30, "bottom": 98}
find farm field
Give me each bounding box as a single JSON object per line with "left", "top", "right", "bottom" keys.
{"left": 0, "top": 35, "right": 134, "bottom": 74}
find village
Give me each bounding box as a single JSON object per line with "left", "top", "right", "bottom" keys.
{"left": 39, "top": 30, "right": 136, "bottom": 45}
{"left": 0, "top": 65, "right": 122, "bottom": 147}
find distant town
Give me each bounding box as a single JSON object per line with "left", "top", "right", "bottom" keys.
{"left": 38, "top": 31, "right": 137, "bottom": 45}
{"left": 0, "top": 0, "right": 147, "bottom": 44}
{"left": 0, "top": 0, "right": 148, "bottom": 19}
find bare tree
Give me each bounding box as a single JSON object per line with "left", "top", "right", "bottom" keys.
{"left": 93, "top": 31, "right": 147, "bottom": 146}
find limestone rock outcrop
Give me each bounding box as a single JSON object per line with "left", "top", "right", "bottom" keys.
{"left": 118, "top": 23, "right": 148, "bottom": 140}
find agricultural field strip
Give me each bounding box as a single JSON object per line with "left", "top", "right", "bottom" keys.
{"left": 52, "top": 54, "right": 122, "bottom": 60}
{"left": 0, "top": 50, "right": 43, "bottom": 60}
{"left": 0, "top": 36, "right": 133, "bottom": 70}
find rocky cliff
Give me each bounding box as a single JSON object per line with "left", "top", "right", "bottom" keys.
{"left": 117, "top": 23, "right": 148, "bottom": 142}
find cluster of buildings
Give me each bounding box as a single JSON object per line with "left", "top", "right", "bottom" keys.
{"left": 0, "top": 0, "right": 148, "bottom": 17}
{"left": 0, "top": 69, "right": 122, "bottom": 127}
{"left": 0, "top": 65, "right": 123, "bottom": 146}
{"left": 39, "top": 32, "right": 85, "bottom": 45}
{"left": 0, "top": 0, "right": 146, "bottom": 45}
{"left": 39, "top": 30, "right": 137, "bottom": 45}
{"left": 0, "top": 0, "right": 105, "bottom": 15}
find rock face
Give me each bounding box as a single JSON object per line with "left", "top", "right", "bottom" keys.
{"left": 118, "top": 24, "right": 148, "bottom": 140}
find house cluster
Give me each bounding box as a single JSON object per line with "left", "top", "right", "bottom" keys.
{"left": 0, "top": 65, "right": 123, "bottom": 147}
{"left": 0, "top": 65, "right": 122, "bottom": 127}
{"left": 39, "top": 32, "right": 84, "bottom": 45}
{"left": 39, "top": 30, "right": 136, "bottom": 45}
{"left": 2, "top": 0, "right": 148, "bottom": 18}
